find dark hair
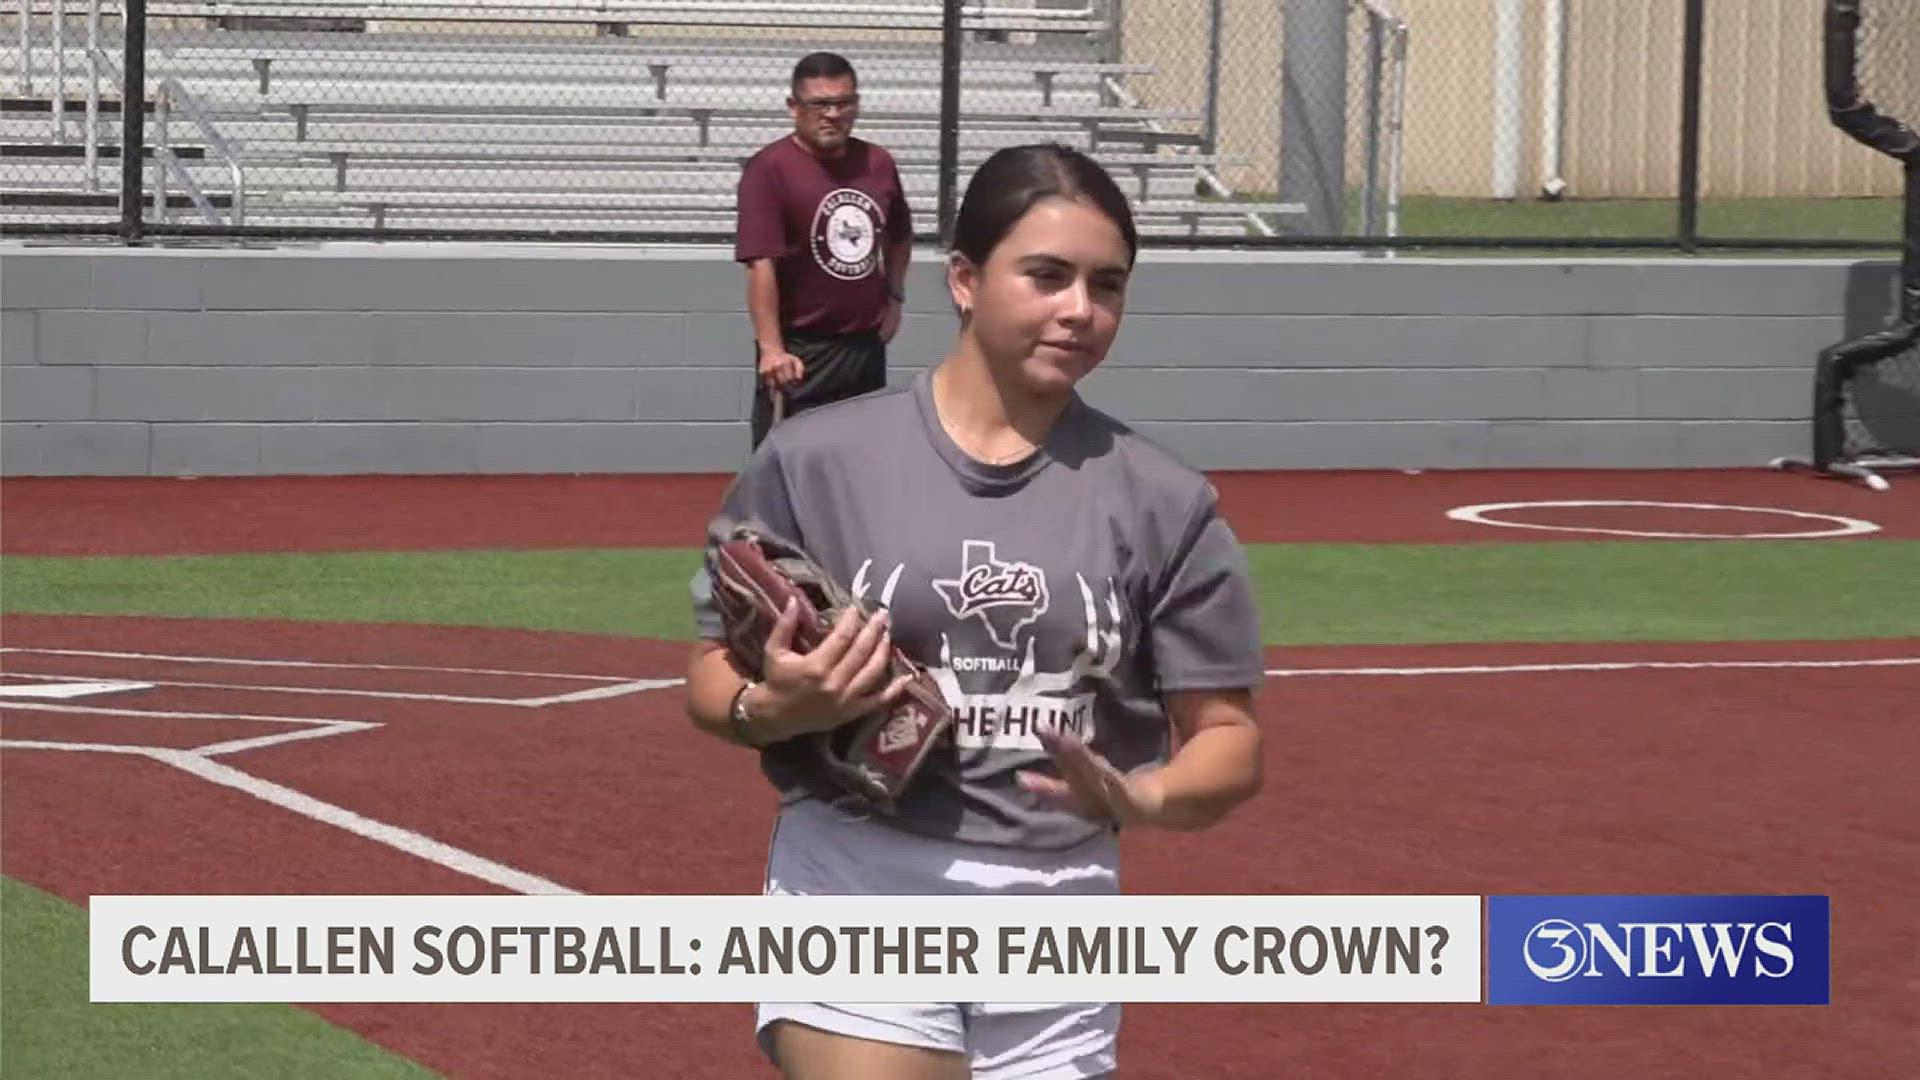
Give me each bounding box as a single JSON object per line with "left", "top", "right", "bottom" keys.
{"left": 791, "top": 52, "right": 857, "bottom": 95}
{"left": 950, "top": 144, "right": 1138, "bottom": 269}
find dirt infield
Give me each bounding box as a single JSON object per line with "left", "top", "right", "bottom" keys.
{"left": 5, "top": 614, "right": 1916, "bottom": 1079}
{"left": 5, "top": 468, "right": 1915, "bottom": 555}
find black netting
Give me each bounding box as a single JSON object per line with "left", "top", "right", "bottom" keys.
{"left": 1842, "top": 335, "right": 1920, "bottom": 460}
{"left": 1858, "top": 0, "right": 1920, "bottom": 135}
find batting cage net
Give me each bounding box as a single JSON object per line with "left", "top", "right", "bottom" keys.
{"left": 1783, "top": 1, "right": 1920, "bottom": 488}
{"left": 1856, "top": 0, "right": 1920, "bottom": 132}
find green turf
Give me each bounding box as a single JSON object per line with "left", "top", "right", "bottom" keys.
{"left": 0, "top": 548, "right": 706, "bottom": 641}
{"left": 0, "top": 876, "right": 441, "bottom": 1080}
{"left": 1247, "top": 541, "right": 1920, "bottom": 644}
{"left": 5, "top": 540, "right": 1918, "bottom": 645}
{"left": 1388, "top": 194, "right": 1899, "bottom": 243}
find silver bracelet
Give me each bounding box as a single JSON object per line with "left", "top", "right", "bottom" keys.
{"left": 727, "top": 681, "right": 766, "bottom": 748}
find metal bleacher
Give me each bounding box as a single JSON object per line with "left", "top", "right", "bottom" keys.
{"left": 3, "top": 0, "right": 1304, "bottom": 237}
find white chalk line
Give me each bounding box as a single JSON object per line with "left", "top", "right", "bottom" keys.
{"left": 0, "top": 646, "right": 641, "bottom": 683}
{"left": 0, "top": 700, "right": 379, "bottom": 755}
{"left": 0, "top": 678, "right": 154, "bottom": 699}
{"left": 1, "top": 700, "right": 367, "bottom": 725}
{"left": 0, "top": 670, "right": 678, "bottom": 708}
{"left": 519, "top": 678, "right": 684, "bottom": 705}
{"left": 1444, "top": 500, "right": 1881, "bottom": 540}
{"left": 192, "top": 722, "right": 383, "bottom": 757}
{"left": 0, "top": 739, "right": 157, "bottom": 754}
{"left": 1265, "top": 657, "right": 1920, "bottom": 677}
{"left": 2, "top": 722, "right": 581, "bottom": 896}
{"left": 0, "top": 720, "right": 377, "bottom": 758}
{"left": 0, "top": 737, "right": 579, "bottom": 896}
{"left": 0, "top": 652, "right": 645, "bottom": 895}
{"left": 157, "top": 750, "right": 579, "bottom": 895}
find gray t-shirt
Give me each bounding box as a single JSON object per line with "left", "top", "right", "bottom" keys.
{"left": 691, "top": 369, "right": 1262, "bottom": 851}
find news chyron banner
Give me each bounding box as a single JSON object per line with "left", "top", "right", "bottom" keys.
{"left": 90, "top": 895, "right": 1481, "bottom": 1004}
{"left": 1486, "top": 895, "right": 1830, "bottom": 1005}
{"left": 90, "top": 894, "right": 1833, "bottom": 1005}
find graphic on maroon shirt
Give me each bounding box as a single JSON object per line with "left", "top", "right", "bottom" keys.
{"left": 812, "top": 188, "right": 882, "bottom": 281}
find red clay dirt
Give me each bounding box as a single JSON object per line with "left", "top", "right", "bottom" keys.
{"left": 5, "top": 614, "right": 1916, "bottom": 1080}
{"left": 4, "top": 468, "right": 1915, "bottom": 555}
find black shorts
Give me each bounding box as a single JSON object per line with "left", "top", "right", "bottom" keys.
{"left": 751, "top": 329, "right": 887, "bottom": 450}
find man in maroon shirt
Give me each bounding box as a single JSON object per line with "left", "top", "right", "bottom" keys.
{"left": 734, "top": 52, "right": 914, "bottom": 450}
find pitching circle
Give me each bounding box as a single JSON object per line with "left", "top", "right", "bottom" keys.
{"left": 1445, "top": 500, "right": 1881, "bottom": 540}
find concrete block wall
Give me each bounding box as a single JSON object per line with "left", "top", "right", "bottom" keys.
{"left": 0, "top": 244, "right": 1898, "bottom": 475}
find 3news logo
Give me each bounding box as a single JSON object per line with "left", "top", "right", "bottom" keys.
{"left": 1486, "top": 896, "right": 1829, "bottom": 1005}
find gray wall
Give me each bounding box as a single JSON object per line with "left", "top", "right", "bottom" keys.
{"left": 0, "top": 244, "right": 1896, "bottom": 476}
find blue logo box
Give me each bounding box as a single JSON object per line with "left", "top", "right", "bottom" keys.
{"left": 1487, "top": 895, "right": 1829, "bottom": 1005}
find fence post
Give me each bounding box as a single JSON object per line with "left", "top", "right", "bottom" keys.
{"left": 1677, "top": 0, "right": 1705, "bottom": 252}
{"left": 1490, "top": 0, "right": 1525, "bottom": 199}
{"left": 936, "top": 0, "right": 963, "bottom": 244}
{"left": 1204, "top": 0, "right": 1223, "bottom": 155}
{"left": 152, "top": 82, "right": 169, "bottom": 224}
{"left": 53, "top": 0, "right": 66, "bottom": 143}
{"left": 85, "top": 0, "right": 99, "bottom": 191}
{"left": 120, "top": 0, "right": 145, "bottom": 243}
{"left": 16, "top": 1, "right": 29, "bottom": 95}
{"left": 1281, "top": 0, "right": 1347, "bottom": 236}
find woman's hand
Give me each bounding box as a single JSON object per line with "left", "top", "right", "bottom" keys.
{"left": 750, "top": 597, "right": 914, "bottom": 739}
{"left": 1017, "top": 730, "right": 1169, "bottom": 827}
{"left": 1017, "top": 690, "right": 1262, "bottom": 830}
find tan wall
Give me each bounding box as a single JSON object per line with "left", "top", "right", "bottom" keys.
{"left": 1122, "top": 0, "right": 1903, "bottom": 199}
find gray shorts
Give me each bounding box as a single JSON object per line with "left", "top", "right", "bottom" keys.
{"left": 756, "top": 797, "right": 1122, "bottom": 1079}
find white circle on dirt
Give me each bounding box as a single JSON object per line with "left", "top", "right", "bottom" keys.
{"left": 1445, "top": 500, "right": 1881, "bottom": 539}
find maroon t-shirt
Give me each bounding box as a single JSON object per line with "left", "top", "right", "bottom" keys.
{"left": 734, "top": 135, "right": 913, "bottom": 336}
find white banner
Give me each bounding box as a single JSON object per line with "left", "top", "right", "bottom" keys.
{"left": 90, "top": 894, "right": 1482, "bottom": 1003}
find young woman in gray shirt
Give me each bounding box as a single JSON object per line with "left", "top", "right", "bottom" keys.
{"left": 687, "top": 143, "right": 1266, "bottom": 1080}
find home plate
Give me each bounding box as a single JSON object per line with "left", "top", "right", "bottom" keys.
{"left": 0, "top": 679, "right": 154, "bottom": 700}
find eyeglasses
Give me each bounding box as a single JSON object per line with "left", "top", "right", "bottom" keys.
{"left": 797, "top": 96, "right": 859, "bottom": 115}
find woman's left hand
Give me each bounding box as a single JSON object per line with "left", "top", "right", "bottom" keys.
{"left": 1017, "top": 729, "right": 1167, "bottom": 826}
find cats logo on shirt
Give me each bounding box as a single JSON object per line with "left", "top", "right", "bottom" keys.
{"left": 811, "top": 188, "right": 882, "bottom": 281}
{"left": 931, "top": 540, "right": 1049, "bottom": 650}
{"left": 925, "top": 543, "right": 1128, "bottom": 753}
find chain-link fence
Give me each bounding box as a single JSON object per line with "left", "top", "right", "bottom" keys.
{"left": 8, "top": 0, "right": 124, "bottom": 230}
{"left": 0, "top": 0, "right": 1906, "bottom": 248}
